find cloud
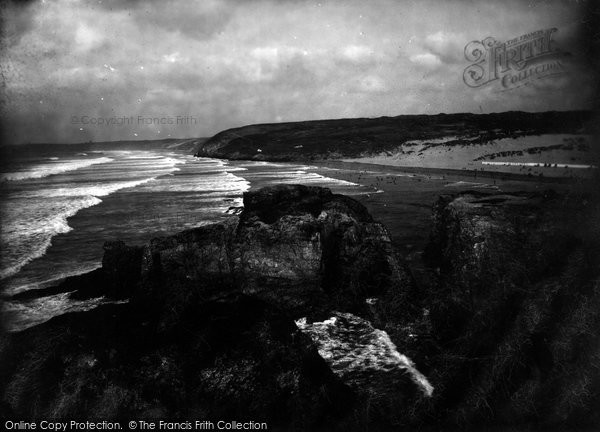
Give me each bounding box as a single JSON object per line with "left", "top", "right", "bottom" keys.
{"left": 75, "top": 24, "right": 105, "bottom": 52}
{"left": 422, "top": 31, "right": 464, "bottom": 64}
{"left": 0, "top": 0, "right": 37, "bottom": 47}
{"left": 0, "top": 0, "right": 595, "bottom": 144}
{"left": 409, "top": 53, "right": 442, "bottom": 69}
{"left": 162, "top": 52, "right": 187, "bottom": 64}
{"left": 359, "top": 75, "right": 387, "bottom": 92}
{"left": 340, "top": 45, "right": 374, "bottom": 63}
{"left": 97, "top": 0, "right": 234, "bottom": 40}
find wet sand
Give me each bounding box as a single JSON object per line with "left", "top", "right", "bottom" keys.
{"left": 309, "top": 160, "right": 593, "bottom": 271}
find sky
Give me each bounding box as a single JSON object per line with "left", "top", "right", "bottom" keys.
{"left": 0, "top": 0, "right": 597, "bottom": 144}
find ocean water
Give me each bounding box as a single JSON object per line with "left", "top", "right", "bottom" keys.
{"left": 0, "top": 146, "right": 362, "bottom": 331}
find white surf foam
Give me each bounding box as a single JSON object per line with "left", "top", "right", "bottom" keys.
{"left": 1, "top": 157, "right": 113, "bottom": 182}
{"left": 14, "top": 177, "right": 157, "bottom": 199}
{"left": 2, "top": 293, "right": 128, "bottom": 332}
{"left": 4, "top": 262, "right": 103, "bottom": 296}
{"left": 131, "top": 172, "right": 250, "bottom": 194}
{"left": 249, "top": 170, "right": 359, "bottom": 187}
{"left": 0, "top": 151, "right": 198, "bottom": 282}
{"left": 0, "top": 195, "right": 103, "bottom": 280}
{"left": 1, "top": 176, "right": 159, "bottom": 280}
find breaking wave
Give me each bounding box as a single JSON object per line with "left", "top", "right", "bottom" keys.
{"left": 1, "top": 157, "right": 113, "bottom": 182}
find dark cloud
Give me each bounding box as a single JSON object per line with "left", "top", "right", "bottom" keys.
{"left": 129, "top": 1, "right": 234, "bottom": 41}
{"left": 0, "top": 0, "right": 37, "bottom": 48}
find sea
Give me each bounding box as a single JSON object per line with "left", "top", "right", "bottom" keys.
{"left": 0, "top": 143, "right": 363, "bottom": 332}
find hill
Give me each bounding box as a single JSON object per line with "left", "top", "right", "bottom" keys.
{"left": 194, "top": 111, "right": 594, "bottom": 162}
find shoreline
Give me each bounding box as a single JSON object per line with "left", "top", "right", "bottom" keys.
{"left": 313, "top": 159, "right": 587, "bottom": 183}
{"left": 4, "top": 153, "right": 597, "bottom": 331}
{"left": 298, "top": 158, "right": 598, "bottom": 278}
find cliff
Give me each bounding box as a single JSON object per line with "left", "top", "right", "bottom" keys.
{"left": 194, "top": 111, "right": 593, "bottom": 161}
{"left": 0, "top": 185, "right": 419, "bottom": 430}
{"left": 2, "top": 185, "right": 599, "bottom": 430}
{"left": 415, "top": 189, "right": 600, "bottom": 428}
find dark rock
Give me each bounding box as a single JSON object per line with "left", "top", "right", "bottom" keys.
{"left": 99, "top": 240, "right": 144, "bottom": 300}
{"left": 11, "top": 185, "right": 596, "bottom": 429}
{"left": 419, "top": 190, "right": 600, "bottom": 429}
{"left": 135, "top": 185, "right": 413, "bottom": 329}
{"left": 0, "top": 296, "right": 355, "bottom": 428}
{"left": 10, "top": 241, "right": 143, "bottom": 303}
{"left": 136, "top": 217, "right": 240, "bottom": 331}
{"left": 0, "top": 185, "right": 419, "bottom": 430}
{"left": 11, "top": 184, "right": 411, "bottom": 329}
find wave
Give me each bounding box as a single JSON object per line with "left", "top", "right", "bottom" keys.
{"left": 4, "top": 262, "right": 103, "bottom": 297}
{"left": 235, "top": 161, "right": 299, "bottom": 168}
{"left": 0, "top": 177, "right": 157, "bottom": 280}
{"left": 13, "top": 177, "right": 157, "bottom": 199}
{"left": 2, "top": 293, "right": 127, "bottom": 332}
{"left": 1, "top": 151, "right": 196, "bottom": 282}
{"left": 0, "top": 195, "right": 102, "bottom": 280}
{"left": 0, "top": 157, "right": 113, "bottom": 182}
{"left": 249, "top": 170, "right": 359, "bottom": 187}
{"left": 192, "top": 158, "right": 248, "bottom": 173}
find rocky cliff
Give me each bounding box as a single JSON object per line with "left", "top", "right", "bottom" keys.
{"left": 415, "top": 189, "right": 600, "bottom": 429}
{"left": 2, "top": 185, "right": 599, "bottom": 430}
{"left": 0, "top": 185, "right": 420, "bottom": 430}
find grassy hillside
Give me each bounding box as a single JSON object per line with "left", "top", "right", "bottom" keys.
{"left": 195, "top": 111, "right": 594, "bottom": 162}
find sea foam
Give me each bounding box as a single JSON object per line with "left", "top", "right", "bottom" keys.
{"left": 1, "top": 157, "right": 113, "bottom": 182}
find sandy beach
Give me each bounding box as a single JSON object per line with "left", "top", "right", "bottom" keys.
{"left": 341, "top": 134, "right": 598, "bottom": 179}
{"left": 309, "top": 160, "right": 595, "bottom": 269}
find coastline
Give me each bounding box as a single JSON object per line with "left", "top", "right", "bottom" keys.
{"left": 290, "top": 158, "right": 599, "bottom": 284}
{"left": 2, "top": 183, "right": 598, "bottom": 429}
{"left": 2, "top": 118, "right": 599, "bottom": 429}
{"left": 313, "top": 159, "right": 588, "bottom": 183}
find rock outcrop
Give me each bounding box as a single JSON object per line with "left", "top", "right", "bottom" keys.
{"left": 131, "top": 185, "right": 412, "bottom": 331}
{"left": 416, "top": 190, "right": 600, "bottom": 429}
{"left": 0, "top": 185, "right": 419, "bottom": 429}
{"left": 0, "top": 296, "right": 354, "bottom": 428}
{"left": 3, "top": 185, "right": 598, "bottom": 430}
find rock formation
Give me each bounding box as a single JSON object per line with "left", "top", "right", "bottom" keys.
{"left": 2, "top": 185, "right": 599, "bottom": 430}
{"left": 416, "top": 190, "right": 600, "bottom": 429}
{"left": 0, "top": 185, "right": 420, "bottom": 430}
